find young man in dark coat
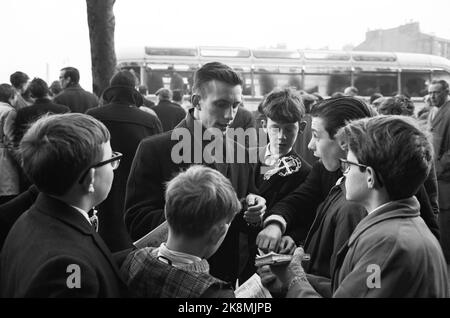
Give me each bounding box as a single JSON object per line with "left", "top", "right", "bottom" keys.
{"left": 125, "top": 62, "right": 266, "bottom": 284}
{"left": 87, "top": 71, "right": 163, "bottom": 252}
{"left": 54, "top": 66, "right": 98, "bottom": 113}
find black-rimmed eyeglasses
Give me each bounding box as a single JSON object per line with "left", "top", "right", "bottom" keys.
{"left": 339, "top": 158, "right": 368, "bottom": 174}
{"left": 339, "top": 158, "right": 384, "bottom": 187}
{"left": 78, "top": 151, "right": 123, "bottom": 184}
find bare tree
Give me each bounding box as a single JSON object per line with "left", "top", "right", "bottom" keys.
{"left": 86, "top": 0, "right": 116, "bottom": 97}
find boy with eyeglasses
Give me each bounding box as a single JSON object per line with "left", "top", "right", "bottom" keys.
{"left": 271, "top": 116, "right": 449, "bottom": 297}
{"left": 0, "top": 113, "right": 128, "bottom": 297}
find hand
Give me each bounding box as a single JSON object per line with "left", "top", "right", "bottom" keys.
{"left": 270, "top": 247, "right": 307, "bottom": 287}
{"left": 256, "top": 223, "right": 282, "bottom": 253}
{"left": 278, "top": 236, "right": 296, "bottom": 255}
{"left": 243, "top": 194, "right": 266, "bottom": 226}
{"left": 257, "top": 265, "right": 287, "bottom": 298}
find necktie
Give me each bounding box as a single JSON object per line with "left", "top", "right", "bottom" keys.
{"left": 89, "top": 207, "right": 99, "bottom": 232}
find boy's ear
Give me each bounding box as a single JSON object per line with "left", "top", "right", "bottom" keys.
{"left": 366, "top": 167, "right": 377, "bottom": 189}
{"left": 261, "top": 119, "right": 268, "bottom": 133}
{"left": 191, "top": 94, "right": 201, "bottom": 110}
{"left": 207, "top": 223, "right": 228, "bottom": 245}
{"left": 299, "top": 120, "right": 307, "bottom": 134}
{"left": 81, "top": 168, "right": 96, "bottom": 194}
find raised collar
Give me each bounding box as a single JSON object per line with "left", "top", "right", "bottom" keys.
{"left": 347, "top": 196, "right": 420, "bottom": 246}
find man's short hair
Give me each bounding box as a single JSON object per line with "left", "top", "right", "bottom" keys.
{"left": 29, "top": 78, "right": 50, "bottom": 99}
{"left": 337, "top": 116, "right": 433, "bottom": 200}
{"left": 20, "top": 113, "right": 110, "bottom": 196}
{"left": 310, "top": 96, "right": 373, "bottom": 138}
{"left": 193, "top": 62, "right": 243, "bottom": 97}
{"left": 155, "top": 88, "right": 172, "bottom": 100}
{"left": 378, "top": 95, "right": 415, "bottom": 116}
{"left": 261, "top": 88, "right": 305, "bottom": 123}
{"left": 0, "top": 84, "right": 14, "bottom": 103}
{"left": 370, "top": 93, "right": 383, "bottom": 104}
{"left": 430, "top": 79, "right": 449, "bottom": 92}
{"left": 10, "top": 71, "right": 29, "bottom": 89}
{"left": 61, "top": 67, "right": 80, "bottom": 84}
{"left": 164, "top": 165, "right": 241, "bottom": 238}
{"left": 172, "top": 89, "right": 183, "bottom": 103}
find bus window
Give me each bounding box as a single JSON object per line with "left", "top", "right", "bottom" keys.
{"left": 354, "top": 72, "right": 397, "bottom": 96}
{"left": 401, "top": 71, "right": 430, "bottom": 97}
{"left": 144, "top": 68, "right": 164, "bottom": 94}
{"left": 303, "top": 74, "right": 351, "bottom": 96}
{"left": 432, "top": 70, "right": 450, "bottom": 85}
{"left": 254, "top": 71, "right": 303, "bottom": 96}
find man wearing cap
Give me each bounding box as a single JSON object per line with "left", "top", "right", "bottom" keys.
{"left": 86, "top": 70, "right": 162, "bottom": 252}
{"left": 153, "top": 88, "right": 186, "bottom": 132}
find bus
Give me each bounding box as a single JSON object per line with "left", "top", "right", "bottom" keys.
{"left": 117, "top": 46, "right": 450, "bottom": 111}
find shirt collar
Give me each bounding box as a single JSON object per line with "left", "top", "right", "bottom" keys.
{"left": 157, "top": 242, "right": 203, "bottom": 268}
{"left": 69, "top": 205, "right": 91, "bottom": 225}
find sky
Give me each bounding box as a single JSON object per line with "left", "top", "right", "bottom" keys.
{"left": 1, "top": 0, "right": 450, "bottom": 90}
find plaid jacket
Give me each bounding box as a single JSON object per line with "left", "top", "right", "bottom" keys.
{"left": 121, "top": 247, "right": 234, "bottom": 298}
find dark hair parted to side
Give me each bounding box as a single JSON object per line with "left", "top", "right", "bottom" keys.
{"left": 337, "top": 115, "right": 433, "bottom": 200}
{"left": 261, "top": 88, "right": 305, "bottom": 123}
{"left": 310, "top": 96, "right": 373, "bottom": 138}
{"left": 61, "top": 67, "right": 80, "bottom": 84}
{"left": 10, "top": 71, "right": 29, "bottom": 89}
{"left": 164, "top": 165, "right": 241, "bottom": 238}
{"left": 193, "top": 62, "right": 243, "bottom": 97}
{"left": 20, "top": 113, "right": 110, "bottom": 196}
{"left": 431, "top": 79, "right": 449, "bottom": 92}
{"left": 29, "top": 78, "right": 50, "bottom": 99}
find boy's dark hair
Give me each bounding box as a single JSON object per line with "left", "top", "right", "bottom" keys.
{"left": 20, "top": 113, "right": 110, "bottom": 196}
{"left": 193, "top": 62, "right": 243, "bottom": 97}
{"left": 261, "top": 88, "right": 305, "bottom": 123}
{"left": 10, "top": 71, "right": 29, "bottom": 89}
{"left": 29, "top": 78, "right": 50, "bottom": 99}
{"left": 0, "top": 84, "right": 14, "bottom": 103}
{"left": 337, "top": 115, "right": 433, "bottom": 200}
{"left": 61, "top": 67, "right": 80, "bottom": 84}
{"left": 310, "top": 96, "right": 372, "bottom": 138}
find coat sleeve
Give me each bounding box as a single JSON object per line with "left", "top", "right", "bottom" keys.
{"left": 415, "top": 185, "right": 440, "bottom": 240}
{"left": 124, "top": 138, "right": 167, "bottom": 241}
{"left": 265, "top": 161, "right": 324, "bottom": 232}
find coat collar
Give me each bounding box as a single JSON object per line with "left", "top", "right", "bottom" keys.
{"left": 431, "top": 100, "right": 450, "bottom": 127}
{"left": 347, "top": 196, "right": 420, "bottom": 246}
{"left": 32, "top": 193, "right": 127, "bottom": 283}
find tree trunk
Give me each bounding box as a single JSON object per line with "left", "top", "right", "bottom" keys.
{"left": 86, "top": 0, "right": 116, "bottom": 97}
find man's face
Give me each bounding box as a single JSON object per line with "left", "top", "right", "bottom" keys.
{"left": 59, "top": 70, "right": 70, "bottom": 89}
{"left": 196, "top": 80, "right": 242, "bottom": 132}
{"left": 428, "top": 83, "right": 448, "bottom": 107}
{"left": 265, "top": 118, "right": 299, "bottom": 156}
{"left": 308, "top": 116, "right": 345, "bottom": 171}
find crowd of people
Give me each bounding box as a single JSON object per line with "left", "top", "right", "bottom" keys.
{"left": 0, "top": 61, "right": 449, "bottom": 298}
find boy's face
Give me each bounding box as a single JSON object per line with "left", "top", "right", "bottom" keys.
{"left": 344, "top": 150, "right": 369, "bottom": 203}
{"left": 264, "top": 118, "right": 299, "bottom": 156}
{"left": 308, "top": 117, "right": 345, "bottom": 171}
